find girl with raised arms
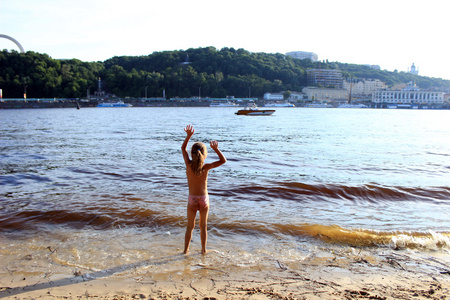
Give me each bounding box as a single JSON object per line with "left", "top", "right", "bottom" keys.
{"left": 181, "top": 125, "right": 227, "bottom": 254}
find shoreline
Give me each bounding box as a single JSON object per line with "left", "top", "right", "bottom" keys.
{"left": 1, "top": 99, "right": 449, "bottom": 110}
{"left": 1, "top": 248, "right": 449, "bottom": 299}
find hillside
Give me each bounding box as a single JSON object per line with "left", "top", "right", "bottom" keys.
{"left": 1, "top": 47, "right": 449, "bottom": 99}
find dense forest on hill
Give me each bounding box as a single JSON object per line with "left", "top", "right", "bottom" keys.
{"left": 1, "top": 47, "right": 449, "bottom": 99}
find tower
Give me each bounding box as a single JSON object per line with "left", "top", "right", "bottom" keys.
{"left": 409, "top": 63, "right": 419, "bottom": 75}
{"left": 98, "top": 77, "right": 102, "bottom": 94}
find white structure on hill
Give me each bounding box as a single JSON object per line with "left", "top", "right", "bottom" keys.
{"left": 408, "top": 63, "right": 419, "bottom": 75}
{"left": 286, "top": 51, "right": 318, "bottom": 62}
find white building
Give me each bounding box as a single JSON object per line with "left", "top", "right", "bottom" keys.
{"left": 263, "top": 92, "right": 284, "bottom": 101}
{"left": 286, "top": 51, "right": 318, "bottom": 62}
{"left": 302, "top": 87, "right": 348, "bottom": 101}
{"left": 343, "top": 79, "right": 386, "bottom": 96}
{"left": 264, "top": 92, "right": 306, "bottom": 101}
{"left": 372, "top": 90, "right": 445, "bottom": 104}
{"left": 365, "top": 64, "right": 381, "bottom": 70}
{"left": 289, "top": 92, "right": 306, "bottom": 100}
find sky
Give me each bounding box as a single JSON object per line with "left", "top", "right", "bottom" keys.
{"left": 1, "top": 0, "right": 449, "bottom": 80}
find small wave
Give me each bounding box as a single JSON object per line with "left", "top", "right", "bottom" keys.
{"left": 207, "top": 216, "right": 450, "bottom": 250}
{"left": 1, "top": 206, "right": 449, "bottom": 251}
{"left": 222, "top": 182, "right": 450, "bottom": 204}
{"left": 212, "top": 219, "right": 450, "bottom": 250}
{"left": 0, "top": 207, "right": 184, "bottom": 231}
{"left": 0, "top": 174, "right": 52, "bottom": 186}
{"left": 277, "top": 223, "right": 450, "bottom": 250}
{"left": 389, "top": 231, "right": 450, "bottom": 250}
{"left": 426, "top": 151, "right": 450, "bottom": 157}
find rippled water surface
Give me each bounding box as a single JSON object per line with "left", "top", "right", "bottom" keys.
{"left": 1, "top": 107, "right": 450, "bottom": 266}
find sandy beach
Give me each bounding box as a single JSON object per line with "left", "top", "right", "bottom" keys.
{"left": 1, "top": 247, "right": 449, "bottom": 300}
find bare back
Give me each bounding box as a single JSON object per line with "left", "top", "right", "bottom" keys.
{"left": 185, "top": 164, "right": 209, "bottom": 196}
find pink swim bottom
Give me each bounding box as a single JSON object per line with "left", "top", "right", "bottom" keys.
{"left": 188, "top": 195, "right": 209, "bottom": 211}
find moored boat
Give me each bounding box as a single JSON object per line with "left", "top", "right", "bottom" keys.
{"left": 337, "top": 103, "right": 368, "bottom": 108}
{"left": 305, "top": 102, "right": 333, "bottom": 108}
{"left": 210, "top": 101, "right": 239, "bottom": 107}
{"left": 97, "top": 101, "right": 132, "bottom": 107}
{"left": 264, "top": 101, "right": 295, "bottom": 107}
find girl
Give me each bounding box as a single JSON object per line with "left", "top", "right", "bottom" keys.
{"left": 181, "top": 125, "right": 227, "bottom": 254}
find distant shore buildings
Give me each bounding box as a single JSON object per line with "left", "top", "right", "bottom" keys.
{"left": 286, "top": 51, "right": 318, "bottom": 62}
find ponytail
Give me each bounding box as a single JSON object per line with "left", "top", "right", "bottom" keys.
{"left": 191, "top": 142, "right": 207, "bottom": 176}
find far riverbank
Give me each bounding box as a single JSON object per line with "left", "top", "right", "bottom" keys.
{"left": 1, "top": 98, "right": 449, "bottom": 109}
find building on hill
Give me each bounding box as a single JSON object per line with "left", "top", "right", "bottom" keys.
{"left": 286, "top": 51, "right": 318, "bottom": 62}
{"left": 408, "top": 63, "right": 419, "bottom": 75}
{"left": 307, "top": 69, "right": 344, "bottom": 88}
{"left": 365, "top": 64, "right": 381, "bottom": 70}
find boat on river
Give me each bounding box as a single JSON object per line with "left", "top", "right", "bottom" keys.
{"left": 97, "top": 101, "right": 132, "bottom": 107}
{"left": 337, "top": 103, "right": 368, "bottom": 108}
{"left": 264, "top": 101, "right": 295, "bottom": 107}
{"left": 305, "top": 102, "right": 334, "bottom": 108}
{"left": 235, "top": 103, "right": 275, "bottom": 116}
{"left": 210, "top": 101, "right": 239, "bottom": 107}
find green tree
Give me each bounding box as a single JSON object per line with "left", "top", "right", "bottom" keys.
{"left": 283, "top": 91, "right": 291, "bottom": 100}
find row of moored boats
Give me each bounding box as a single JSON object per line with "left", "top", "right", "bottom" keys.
{"left": 95, "top": 100, "right": 368, "bottom": 116}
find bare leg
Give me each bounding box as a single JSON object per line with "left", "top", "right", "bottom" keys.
{"left": 184, "top": 205, "right": 197, "bottom": 254}
{"left": 199, "top": 205, "right": 209, "bottom": 255}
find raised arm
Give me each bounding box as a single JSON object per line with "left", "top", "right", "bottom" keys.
{"left": 204, "top": 140, "right": 227, "bottom": 170}
{"left": 182, "top": 125, "right": 194, "bottom": 166}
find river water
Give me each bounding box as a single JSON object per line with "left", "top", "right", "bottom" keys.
{"left": 1, "top": 107, "right": 449, "bottom": 276}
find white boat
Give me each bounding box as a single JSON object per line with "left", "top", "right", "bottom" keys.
{"left": 264, "top": 101, "right": 295, "bottom": 107}
{"left": 338, "top": 103, "right": 368, "bottom": 108}
{"left": 210, "top": 101, "right": 238, "bottom": 107}
{"left": 98, "top": 101, "right": 132, "bottom": 107}
{"left": 306, "top": 103, "right": 333, "bottom": 108}
{"left": 235, "top": 103, "right": 275, "bottom": 116}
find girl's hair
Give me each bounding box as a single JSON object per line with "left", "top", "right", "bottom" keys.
{"left": 191, "top": 142, "right": 207, "bottom": 176}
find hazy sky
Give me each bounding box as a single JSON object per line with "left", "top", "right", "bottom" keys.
{"left": 1, "top": 0, "right": 449, "bottom": 79}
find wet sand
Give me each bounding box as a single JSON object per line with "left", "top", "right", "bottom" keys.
{"left": 1, "top": 249, "right": 449, "bottom": 299}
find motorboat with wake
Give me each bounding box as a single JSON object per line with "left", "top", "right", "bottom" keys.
{"left": 235, "top": 103, "right": 275, "bottom": 116}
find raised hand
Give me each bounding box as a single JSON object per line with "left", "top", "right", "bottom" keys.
{"left": 210, "top": 140, "right": 219, "bottom": 150}
{"left": 184, "top": 125, "right": 194, "bottom": 137}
